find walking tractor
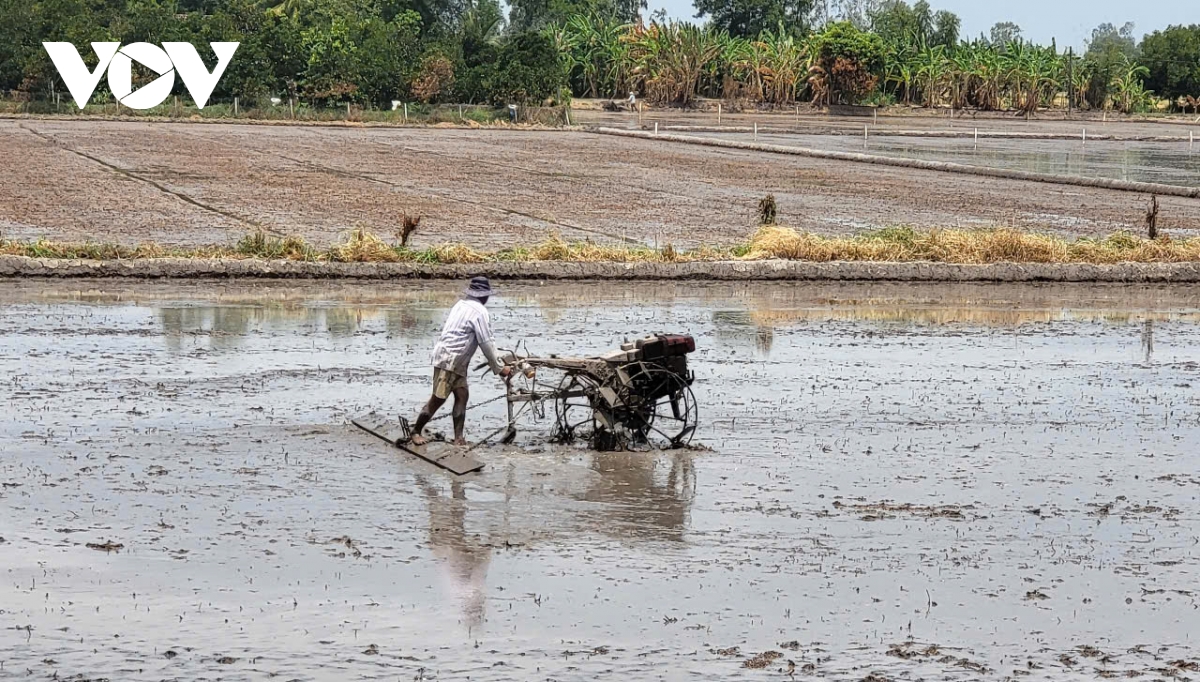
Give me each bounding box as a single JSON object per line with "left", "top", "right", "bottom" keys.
{"left": 354, "top": 333, "right": 698, "bottom": 474}
{"left": 497, "top": 333, "right": 699, "bottom": 451}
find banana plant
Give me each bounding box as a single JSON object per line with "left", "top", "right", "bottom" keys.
{"left": 1110, "top": 56, "right": 1153, "bottom": 113}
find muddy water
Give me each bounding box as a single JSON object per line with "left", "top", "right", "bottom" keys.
{"left": 2, "top": 280, "right": 1200, "bottom": 681}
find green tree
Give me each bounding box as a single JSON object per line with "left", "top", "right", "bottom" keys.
{"left": 509, "top": 0, "right": 641, "bottom": 33}
{"left": 457, "top": 31, "right": 566, "bottom": 103}
{"left": 810, "top": 20, "right": 884, "bottom": 104}
{"left": 869, "top": 1, "right": 955, "bottom": 48}
{"left": 929, "top": 9, "right": 958, "bottom": 47}
{"left": 1082, "top": 21, "right": 1137, "bottom": 109}
{"left": 1139, "top": 25, "right": 1200, "bottom": 104}
{"left": 988, "top": 21, "right": 1021, "bottom": 49}
{"left": 692, "top": 0, "right": 815, "bottom": 38}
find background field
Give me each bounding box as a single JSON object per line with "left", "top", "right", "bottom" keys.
{"left": 6, "top": 116, "right": 1200, "bottom": 251}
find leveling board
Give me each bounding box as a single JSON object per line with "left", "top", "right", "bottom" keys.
{"left": 351, "top": 411, "right": 485, "bottom": 476}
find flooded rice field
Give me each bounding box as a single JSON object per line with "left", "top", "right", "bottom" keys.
{"left": 698, "top": 132, "right": 1200, "bottom": 189}
{"left": 2, "top": 280, "right": 1200, "bottom": 681}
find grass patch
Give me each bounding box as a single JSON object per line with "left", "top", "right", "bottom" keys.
{"left": 745, "top": 225, "right": 1200, "bottom": 264}
{"left": 4, "top": 226, "right": 1200, "bottom": 266}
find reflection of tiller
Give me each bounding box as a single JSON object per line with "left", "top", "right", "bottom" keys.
{"left": 495, "top": 333, "right": 698, "bottom": 452}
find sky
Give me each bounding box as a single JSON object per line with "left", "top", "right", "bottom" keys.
{"left": 641, "top": 0, "right": 1197, "bottom": 52}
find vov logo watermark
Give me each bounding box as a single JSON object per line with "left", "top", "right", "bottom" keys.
{"left": 42, "top": 42, "right": 239, "bottom": 110}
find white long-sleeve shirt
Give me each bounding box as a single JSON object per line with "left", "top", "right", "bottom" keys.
{"left": 430, "top": 299, "right": 494, "bottom": 376}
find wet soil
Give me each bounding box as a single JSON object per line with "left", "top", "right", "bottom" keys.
{"left": 6, "top": 119, "right": 1200, "bottom": 249}
{"left": 2, "top": 279, "right": 1200, "bottom": 680}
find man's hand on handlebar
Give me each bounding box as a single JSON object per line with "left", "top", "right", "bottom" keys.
{"left": 499, "top": 366, "right": 513, "bottom": 378}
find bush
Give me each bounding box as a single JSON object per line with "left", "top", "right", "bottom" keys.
{"left": 412, "top": 53, "right": 456, "bottom": 103}
{"left": 812, "top": 22, "right": 885, "bottom": 105}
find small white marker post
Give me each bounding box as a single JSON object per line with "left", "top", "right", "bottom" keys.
{"left": 458, "top": 104, "right": 463, "bottom": 121}
{"left": 974, "top": 127, "right": 978, "bottom": 150}
{"left": 1082, "top": 127, "right": 1087, "bottom": 144}
{"left": 289, "top": 98, "right": 295, "bottom": 119}
{"left": 654, "top": 122, "right": 658, "bottom": 135}
{"left": 234, "top": 97, "right": 239, "bottom": 116}
{"left": 717, "top": 102, "right": 721, "bottom": 124}
{"left": 403, "top": 102, "right": 408, "bottom": 123}
{"left": 1191, "top": 130, "right": 1194, "bottom": 152}
{"left": 864, "top": 124, "right": 868, "bottom": 147}
{"left": 754, "top": 122, "right": 758, "bottom": 141}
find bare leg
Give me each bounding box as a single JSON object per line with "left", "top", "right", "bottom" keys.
{"left": 451, "top": 386, "right": 469, "bottom": 446}
{"left": 410, "top": 394, "right": 446, "bottom": 446}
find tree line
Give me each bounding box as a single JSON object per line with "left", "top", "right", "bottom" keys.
{"left": 0, "top": 0, "right": 582, "bottom": 108}
{"left": 1, "top": 0, "right": 1198, "bottom": 113}
{"left": 557, "top": 2, "right": 1200, "bottom": 113}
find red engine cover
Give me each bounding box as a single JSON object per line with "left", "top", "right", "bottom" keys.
{"left": 659, "top": 334, "right": 696, "bottom": 355}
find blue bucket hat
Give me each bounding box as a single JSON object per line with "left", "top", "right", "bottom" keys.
{"left": 464, "top": 276, "right": 496, "bottom": 299}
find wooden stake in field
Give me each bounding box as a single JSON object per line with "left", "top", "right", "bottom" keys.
{"left": 234, "top": 97, "right": 239, "bottom": 116}
{"left": 289, "top": 98, "right": 295, "bottom": 119}
{"left": 1147, "top": 195, "right": 1160, "bottom": 239}
{"left": 347, "top": 102, "right": 351, "bottom": 119}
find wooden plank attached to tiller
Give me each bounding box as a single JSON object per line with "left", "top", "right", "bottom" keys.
{"left": 352, "top": 411, "right": 485, "bottom": 476}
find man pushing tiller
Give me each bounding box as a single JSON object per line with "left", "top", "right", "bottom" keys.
{"left": 407, "top": 276, "right": 511, "bottom": 446}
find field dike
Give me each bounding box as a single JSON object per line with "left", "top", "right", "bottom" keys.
{"left": 7, "top": 227, "right": 1200, "bottom": 281}
{"left": 8, "top": 257, "right": 1200, "bottom": 281}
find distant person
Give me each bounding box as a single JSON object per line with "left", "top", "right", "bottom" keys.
{"left": 628, "top": 91, "right": 637, "bottom": 111}
{"left": 508, "top": 104, "right": 517, "bottom": 122}
{"left": 408, "top": 277, "right": 511, "bottom": 446}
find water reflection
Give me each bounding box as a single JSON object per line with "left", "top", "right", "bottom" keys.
{"left": 574, "top": 451, "right": 696, "bottom": 542}
{"left": 1142, "top": 319, "right": 1155, "bottom": 364}
{"left": 417, "top": 476, "right": 491, "bottom": 631}
{"left": 416, "top": 449, "right": 696, "bottom": 627}
{"left": 155, "top": 304, "right": 443, "bottom": 351}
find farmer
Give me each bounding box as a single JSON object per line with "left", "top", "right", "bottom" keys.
{"left": 628, "top": 91, "right": 637, "bottom": 111}
{"left": 408, "top": 276, "right": 511, "bottom": 446}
